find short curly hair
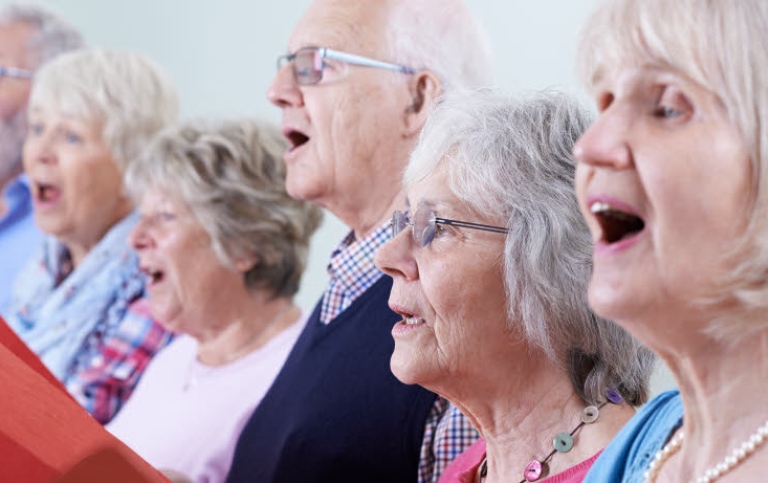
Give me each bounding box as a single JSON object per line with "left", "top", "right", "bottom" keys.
{"left": 126, "top": 118, "right": 323, "bottom": 298}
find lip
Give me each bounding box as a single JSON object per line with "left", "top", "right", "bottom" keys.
{"left": 29, "top": 179, "right": 63, "bottom": 211}
{"left": 585, "top": 194, "right": 646, "bottom": 256}
{"left": 388, "top": 302, "right": 427, "bottom": 337}
{"left": 281, "top": 125, "right": 310, "bottom": 161}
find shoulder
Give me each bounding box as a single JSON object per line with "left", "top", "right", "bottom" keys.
{"left": 583, "top": 390, "right": 683, "bottom": 483}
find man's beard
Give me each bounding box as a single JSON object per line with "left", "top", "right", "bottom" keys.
{"left": 0, "top": 110, "right": 26, "bottom": 189}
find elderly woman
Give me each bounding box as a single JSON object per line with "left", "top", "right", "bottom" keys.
{"left": 375, "top": 89, "right": 654, "bottom": 483}
{"left": 3, "top": 49, "right": 178, "bottom": 423}
{"left": 106, "top": 119, "right": 322, "bottom": 483}
{"left": 573, "top": 1, "right": 768, "bottom": 482}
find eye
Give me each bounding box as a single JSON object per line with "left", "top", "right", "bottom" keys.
{"left": 28, "top": 122, "right": 44, "bottom": 136}
{"left": 653, "top": 86, "right": 693, "bottom": 122}
{"left": 63, "top": 131, "right": 82, "bottom": 144}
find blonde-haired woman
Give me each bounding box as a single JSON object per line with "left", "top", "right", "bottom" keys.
{"left": 575, "top": 0, "right": 768, "bottom": 481}
{"left": 4, "top": 48, "right": 178, "bottom": 423}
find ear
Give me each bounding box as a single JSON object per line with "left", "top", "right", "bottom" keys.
{"left": 403, "top": 70, "right": 442, "bottom": 138}
{"left": 234, "top": 255, "right": 258, "bottom": 273}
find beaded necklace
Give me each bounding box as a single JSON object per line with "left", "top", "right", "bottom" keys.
{"left": 478, "top": 389, "right": 623, "bottom": 483}
{"left": 643, "top": 418, "right": 768, "bottom": 483}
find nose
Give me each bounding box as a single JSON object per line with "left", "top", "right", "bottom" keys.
{"left": 128, "top": 216, "right": 154, "bottom": 252}
{"left": 266, "top": 62, "right": 304, "bottom": 109}
{"left": 572, "top": 104, "right": 634, "bottom": 171}
{"left": 374, "top": 230, "right": 419, "bottom": 282}
{"left": 22, "top": 129, "right": 56, "bottom": 171}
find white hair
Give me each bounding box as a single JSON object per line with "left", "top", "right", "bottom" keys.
{"left": 385, "top": 0, "right": 494, "bottom": 91}
{"left": 0, "top": 3, "right": 84, "bottom": 67}
{"left": 406, "top": 89, "right": 655, "bottom": 405}
{"left": 29, "top": 48, "right": 179, "bottom": 171}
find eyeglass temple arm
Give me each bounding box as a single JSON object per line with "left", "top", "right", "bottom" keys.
{"left": 0, "top": 67, "right": 33, "bottom": 79}
{"left": 434, "top": 217, "right": 510, "bottom": 234}
{"left": 321, "top": 48, "right": 416, "bottom": 74}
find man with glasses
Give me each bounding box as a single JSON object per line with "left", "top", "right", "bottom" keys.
{"left": 226, "top": 1, "right": 493, "bottom": 482}
{"left": 0, "top": 5, "right": 83, "bottom": 312}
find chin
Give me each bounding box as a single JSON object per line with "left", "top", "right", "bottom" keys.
{"left": 390, "top": 351, "right": 432, "bottom": 387}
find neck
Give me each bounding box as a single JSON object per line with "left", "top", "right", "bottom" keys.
{"left": 440, "top": 350, "right": 634, "bottom": 483}
{"left": 653, "top": 328, "right": 768, "bottom": 481}
{"left": 344, "top": 190, "right": 405, "bottom": 240}
{"left": 196, "top": 296, "right": 298, "bottom": 366}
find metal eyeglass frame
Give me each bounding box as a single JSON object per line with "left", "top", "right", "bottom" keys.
{"left": 277, "top": 46, "right": 416, "bottom": 85}
{"left": 392, "top": 209, "right": 510, "bottom": 248}
{"left": 0, "top": 66, "right": 34, "bottom": 79}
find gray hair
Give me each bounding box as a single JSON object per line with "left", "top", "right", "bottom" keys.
{"left": 29, "top": 48, "right": 179, "bottom": 172}
{"left": 386, "top": 0, "right": 494, "bottom": 91}
{"left": 577, "top": 0, "right": 768, "bottom": 339}
{"left": 126, "top": 119, "right": 323, "bottom": 298}
{"left": 406, "top": 89, "right": 655, "bottom": 405}
{"left": 0, "top": 4, "right": 84, "bottom": 68}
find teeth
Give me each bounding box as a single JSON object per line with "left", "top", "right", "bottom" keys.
{"left": 404, "top": 317, "right": 423, "bottom": 325}
{"left": 590, "top": 201, "right": 613, "bottom": 214}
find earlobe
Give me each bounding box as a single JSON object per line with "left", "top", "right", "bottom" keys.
{"left": 234, "top": 255, "right": 258, "bottom": 273}
{"left": 403, "top": 71, "right": 442, "bottom": 137}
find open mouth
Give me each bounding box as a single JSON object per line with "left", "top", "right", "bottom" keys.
{"left": 396, "top": 308, "right": 426, "bottom": 326}
{"left": 590, "top": 201, "right": 645, "bottom": 244}
{"left": 35, "top": 182, "right": 62, "bottom": 205}
{"left": 141, "top": 266, "right": 165, "bottom": 286}
{"left": 285, "top": 129, "right": 309, "bottom": 152}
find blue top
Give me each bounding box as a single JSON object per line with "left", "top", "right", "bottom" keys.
{"left": 0, "top": 176, "right": 43, "bottom": 313}
{"left": 582, "top": 390, "right": 683, "bottom": 483}
{"left": 226, "top": 276, "right": 438, "bottom": 483}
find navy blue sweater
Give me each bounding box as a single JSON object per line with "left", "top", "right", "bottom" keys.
{"left": 225, "top": 276, "right": 437, "bottom": 483}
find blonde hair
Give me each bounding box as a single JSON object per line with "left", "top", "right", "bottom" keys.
{"left": 29, "top": 48, "right": 179, "bottom": 171}
{"left": 577, "top": 0, "right": 768, "bottom": 338}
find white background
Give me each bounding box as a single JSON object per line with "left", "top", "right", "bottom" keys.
{"left": 2, "top": 0, "right": 674, "bottom": 395}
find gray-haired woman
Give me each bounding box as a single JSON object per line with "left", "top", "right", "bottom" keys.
{"left": 106, "top": 118, "right": 322, "bottom": 483}
{"left": 375, "top": 89, "right": 654, "bottom": 483}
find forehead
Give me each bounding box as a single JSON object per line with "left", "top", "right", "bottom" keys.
{"left": 0, "top": 22, "right": 34, "bottom": 64}
{"left": 288, "top": 0, "right": 391, "bottom": 53}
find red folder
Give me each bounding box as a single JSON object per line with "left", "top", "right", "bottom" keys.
{"left": 0, "top": 316, "right": 169, "bottom": 482}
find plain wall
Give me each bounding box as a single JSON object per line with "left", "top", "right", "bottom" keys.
{"left": 1, "top": 0, "right": 675, "bottom": 395}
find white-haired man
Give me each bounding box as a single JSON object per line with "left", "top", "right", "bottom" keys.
{"left": 0, "top": 4, "right": 83, "bottom": 312}
{"left": 226, "top": 0, "right": 493, "bottom": 481}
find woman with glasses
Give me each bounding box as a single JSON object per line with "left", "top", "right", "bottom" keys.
{"left": 574, "top": 1, "right": 768, "bottom": 482}
{"left": 375, "top": 89, "right": 654, "bottom": 483}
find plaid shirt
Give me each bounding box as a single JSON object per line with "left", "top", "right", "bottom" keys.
{"left": 6, "top": 213, "right": 173, "bottom": 425}
{"left": 321, "top": 223, "right": 479, "bottom": 482}
{"left": 65, "top": 297, "right": 173, "bottom": 424}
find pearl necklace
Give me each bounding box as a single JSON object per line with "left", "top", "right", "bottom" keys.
{"left": 643, "top": 418, "right": 768, "bottom": 483}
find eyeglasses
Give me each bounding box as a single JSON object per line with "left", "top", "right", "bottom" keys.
{"left": 392, "top": 205, "right": 510, "bottom": 248}
{"left": 0, "top": 66, "right": 33, "bottom": 79}
{"left": 277, "top": 46, "right": 416, "bottom": 85}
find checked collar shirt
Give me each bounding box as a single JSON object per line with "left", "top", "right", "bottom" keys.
{"left": 320, "top": 222, "right": 479, "bottom": 482}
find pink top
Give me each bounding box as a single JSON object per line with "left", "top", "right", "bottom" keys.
{"left": 439, "top": 438, "right": 602, "bottom": 483}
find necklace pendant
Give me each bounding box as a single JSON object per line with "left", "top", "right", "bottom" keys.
{"left": 523, "top": 460, "right": 543, "bottom": 481}
{"left": 581, "top": 405, "right": 600, "bottom": 423}
{"left": 553, "top": 432, "right": 574, "bottom": 452}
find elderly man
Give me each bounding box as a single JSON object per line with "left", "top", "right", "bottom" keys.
{"left": 226, "top": 1, "right": 493, "bottom": 482}
{"left": 0, "top": 5, "right": 83, "bottom": 312}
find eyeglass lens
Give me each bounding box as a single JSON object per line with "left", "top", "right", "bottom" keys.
{"left": 293, "top": 48, "right": 324, "bottom": 84}
{"left": 391, "top": 206, "right": 438, "bottom": 248}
